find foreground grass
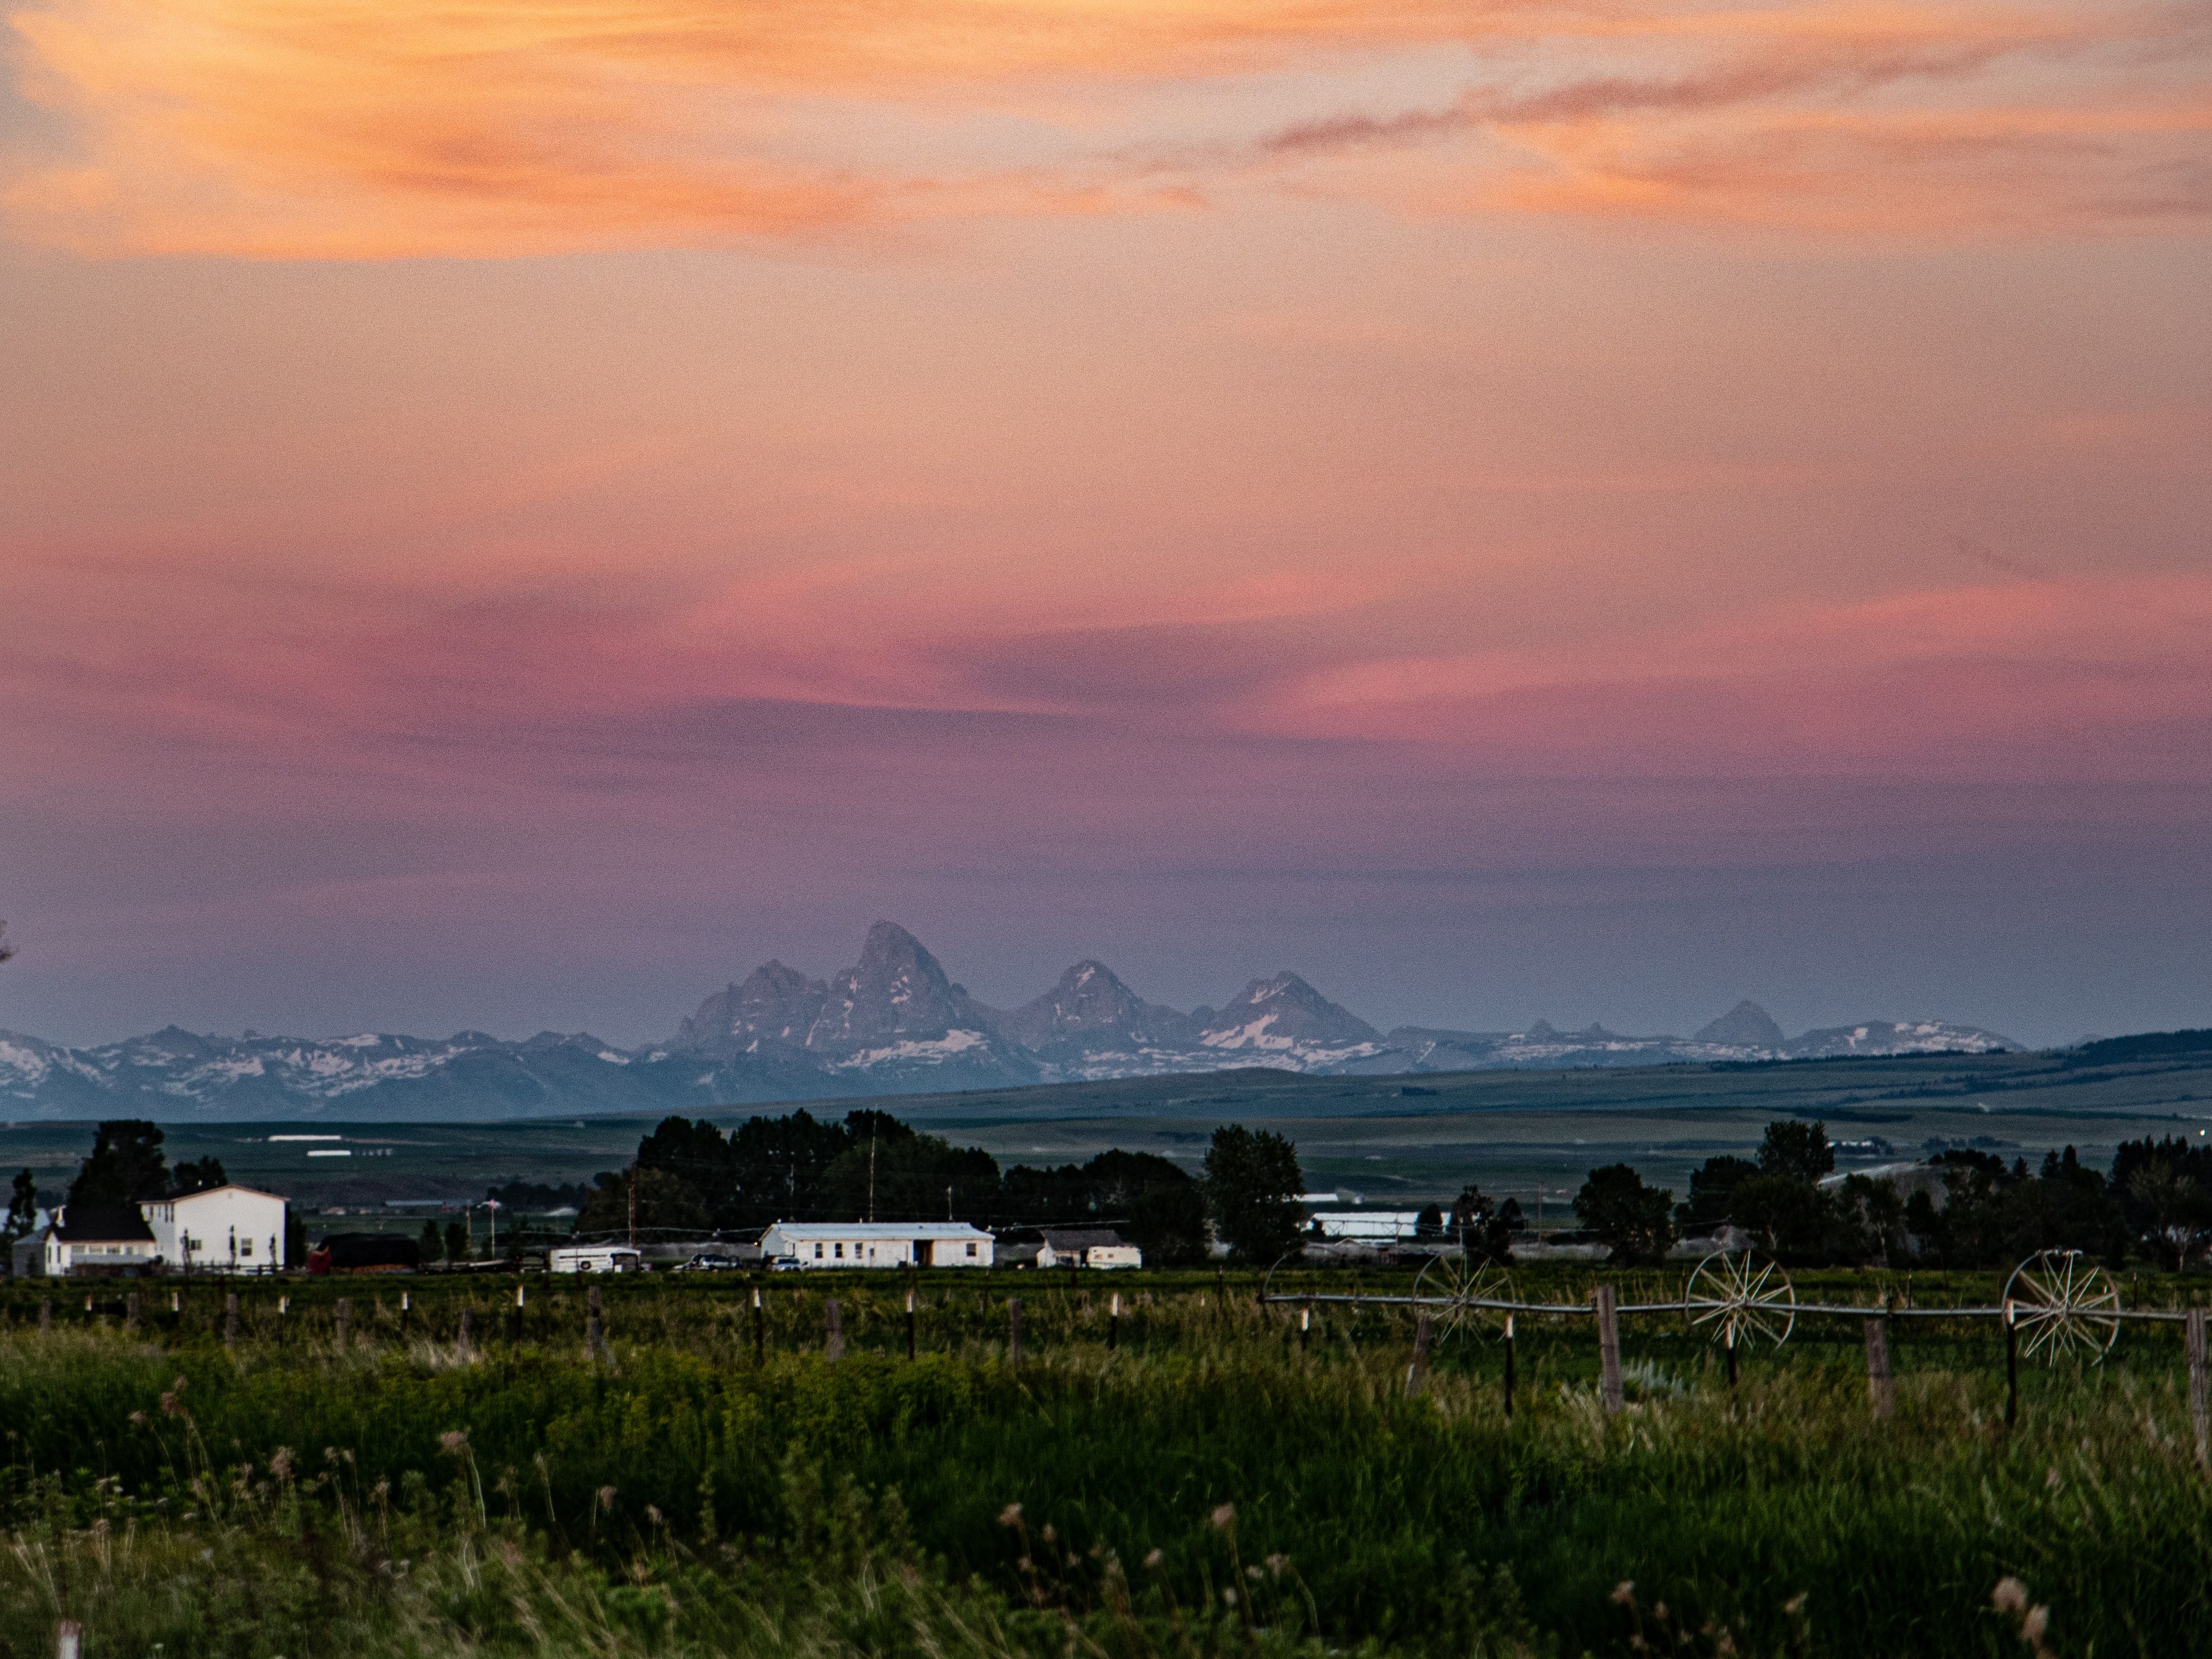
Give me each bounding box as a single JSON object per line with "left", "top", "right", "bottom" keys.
{"left": 4, "top": 1269, "right": 2208, "bottom": 1655}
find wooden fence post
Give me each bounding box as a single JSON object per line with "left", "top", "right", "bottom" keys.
{"left": 334, "top": 1296, "right": 351, "bottom": 1348}
{"left": 1007, "top": 1297, "right": 1022, "bottom": 1366}
{"left": 750, "top": 1285, "right": 765, "bottom": 1363}
{"left": 125, "top": 1291, "right": 140, "bottom": 1332}
{"left": 458, "top": 1307, "right": 473, "bottom": 1358}
{"left": 824, "top": 1297, "right": 844, "bottom": 1361}
{"left": 1297, "top": 1301, "right": 1309, "bottom": 1356}
{"left": 511, "top": 1282, "right": 525, "bottom": 1344}
{"left": 1406, "top": 1313, "right": 1434, "bottom": 1396}
{"left": 1503, "top": 1313, "right": 1516, "bottom": 1420}
{"left": 2187, "top": 1308, "right": 2208, "bottom": 1466}
{"left": 224, "top": 1292, "right": 239, "bottom": 1350}
{"left": 1111, "top": 1291, "right": 1123, "bottom": 1353}
{"left": 55, "top": 1619, "right": 82, "bottom": 1659}
{"left": 1596, "top": 1284, "right": 1623, "bottom": 1414}
{"left": 587, "top": 1284, "right": 605, "bottom": 1361}
{"left": 1864, "top": 1315, "right": 1893, "bottom": 1419}
{"left": 39, "top": 1298, "right": 51, "bottom": 1333}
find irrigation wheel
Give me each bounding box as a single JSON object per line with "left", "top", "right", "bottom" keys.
{"left": 1412, "top": 1253, "right": 1515, "bottom": 1340}
{"left": 2002, "top": 1250, "right": 2122, "bottom": 1364}
{"left": 1684, "top": 1251, "right": 1797, "bottom": 1350}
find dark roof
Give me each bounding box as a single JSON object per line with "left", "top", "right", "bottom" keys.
{"left": 1039, "top": 1228, "right": 1131, "bottom": 1250}
{"left": 53, "top": 1206, "right": 155, "bottom": 1244}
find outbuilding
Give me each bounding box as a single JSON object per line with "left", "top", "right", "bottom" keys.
{"left": 142, "top": 1184, "right": 290, "bottom": 1275}
{"left": 1037, "top": 1228, "right": 1142, "bottom": 1269}
{"left": 37, "top": 1206, "right": 157, "bottom": 1276}
{"left": 759, "top": 1221, "right": 994, "bottom": 1269}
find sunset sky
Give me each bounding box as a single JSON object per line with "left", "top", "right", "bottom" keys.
{"left": 1, "top": 0, "right": 2207, "bottom": 1048}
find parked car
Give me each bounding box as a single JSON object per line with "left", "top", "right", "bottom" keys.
{"left": 673, "top": 1253, "right": 740, "bottom": 1272}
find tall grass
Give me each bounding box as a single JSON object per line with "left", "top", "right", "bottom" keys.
{"left": 4, "top": 1267, "right": 2209, "bottom": 1655}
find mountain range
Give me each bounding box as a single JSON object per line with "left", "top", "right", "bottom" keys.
{"left": 0, "top": 921, "right": 2021, "bottom": 1122}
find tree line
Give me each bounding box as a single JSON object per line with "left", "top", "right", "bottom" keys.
{"left": 1563, "top": 1119, "right": 2205, "bottom": 1268}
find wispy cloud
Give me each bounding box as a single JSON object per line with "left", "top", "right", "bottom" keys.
{"left": 4, "top": 0, "right": 2204, "bottom": 254}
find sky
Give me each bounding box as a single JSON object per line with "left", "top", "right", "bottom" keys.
{"left": 0, "top": 0, "right": 2207, "bottom": 1050}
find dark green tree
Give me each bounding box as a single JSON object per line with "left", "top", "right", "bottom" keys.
{"left": 1676, "top": 1155, "right": 1760, "bottom": 1230}
{"left": 1126, "top": 1182, "right": 1209, "bottom": 1265}
{"left": 1448, "top": 1185, "right": 1522, "bottom": 1265}
{"left": 5, "top": 1169, "right": 38, "bottom": 1238}
{"left": 419, "top": 1219, "right": 444, "bottom": 1264}
{"left": 635, "top": 1117, "right": 736, "bottom": 1218}
{"left": 1573, "top": 1164, "right": 1674, "bottom": 1265}
{"left": 821, "top": 1132, "right": 999, "bottom": 1222}
{"left": 444, "top": 1218, "right": 470, "bottom": 1263}
{"left": 68, "top": 1120, "right": 170, "bottom": 1206}
{"left": 170, "top": 1156, "right": 228, "bottom": 1195}
{"left": 285, "top": 1208, "right": 305, "bottom": 1268}
{"left": 1203, "top": 1124, "right": 1304, "bottom": 1262}
{"left": 1758, "top": 1120, "right": 1836, "bottom": 1184}
{"left": 726, "top": 1110, "right": 854, "bottom": 1226}
{"left": 576, "top": 1167, "right": 709, "bottom": 1238}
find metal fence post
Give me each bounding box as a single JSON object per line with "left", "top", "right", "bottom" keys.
{"left": 55, "top": 1619, "right": 82, "bottom": 1659}
{"left": 2003, "top": 1299, "right": 2019, "bottom": 1427}
{"left": 1111, "top": 1291, "right": 1123, "bottom": 1353}
{"left": 905, "top": 1288, "right": 917, "bottom": 1361}
{"left": 750, "top": 1285, "right": 765, "bottom": 1363}
{"left": 1596, "top": 1284, "right": 1623, "bottom": 1413}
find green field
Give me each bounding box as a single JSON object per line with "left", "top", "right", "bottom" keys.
{"left": 4, "top": 1264, "right": 2210, "bottom": 1657}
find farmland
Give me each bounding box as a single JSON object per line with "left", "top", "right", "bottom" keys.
{"left": 4, "top": 1263, "right": 2211, "bottom": 1657}
{"left": 6, "top": 1042, "right": 2210, "bottom": 1223}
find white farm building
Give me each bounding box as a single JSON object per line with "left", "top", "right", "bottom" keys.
{"left": 142, "top": 1185, "right": 290, "bottom": 1275}
{"left": 760, "top": 1221, "right": 994, "bottom": 1269}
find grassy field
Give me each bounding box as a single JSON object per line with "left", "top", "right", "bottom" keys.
{"left": 4, "top": 1265, "right": 2210, "bottom": 1657}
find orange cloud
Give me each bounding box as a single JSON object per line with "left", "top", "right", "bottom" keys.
{"left": 4, "top": 0, "right": 2204, "bottom": 253}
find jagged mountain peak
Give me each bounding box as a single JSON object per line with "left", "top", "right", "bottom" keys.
{"left": 1001, "top": 958, "right": 1197, "bottom": 1053}
{"left": 1694, "top": 999, "right": 1788, "bottom": 1049}
{"left": 1198, "top": 972, "right": 1381, "bottom": 1057}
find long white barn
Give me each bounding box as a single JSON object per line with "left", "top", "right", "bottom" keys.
{"left": 142, "top": 1184, "right": 290, "bottom": 1274}
{"left": 760, "top": 1221, "right": 994, "bottom": 1269}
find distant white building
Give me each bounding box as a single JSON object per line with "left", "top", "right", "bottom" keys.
{"left": 548, "top": 1245, "right": 644, "bottom": 1274}
{"left": 1307, "top": 1210, "right": 1427, "bottom": 1244}
{"left": 1037, "top": 1228, "right": 1142, "bottom": 1269}
{"left": 141, "top": 1185, "right": 289, "bottom": 1275}
{"left": 760, "top": 1221, "right": 994, "bottom": 1269}
{"left": 34, "top": 1206, "right": 157, "bottom": 1276}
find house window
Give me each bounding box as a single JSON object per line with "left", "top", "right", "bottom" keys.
{"left": 834, "top": 1242, "right": 844, "bottom": 1259}
{"left": 240, "top": 1238, "right": 254, "bottom": 1257}
{"left": 814, "top": 1243, "right": 824, "bottom": 1259}
{"left": 966, "top": 1242, "right": 978, "bottom": 1257}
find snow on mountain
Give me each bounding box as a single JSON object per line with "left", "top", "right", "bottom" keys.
{"left": 1784, "top": 1019, "right": 2019, "bottom": 1059}
{"left": 1195, "top": 974, "right": 1386, "bottom": 1068}
{"left": 0, "top": 925, "right": 2026, "bottom": 1120}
